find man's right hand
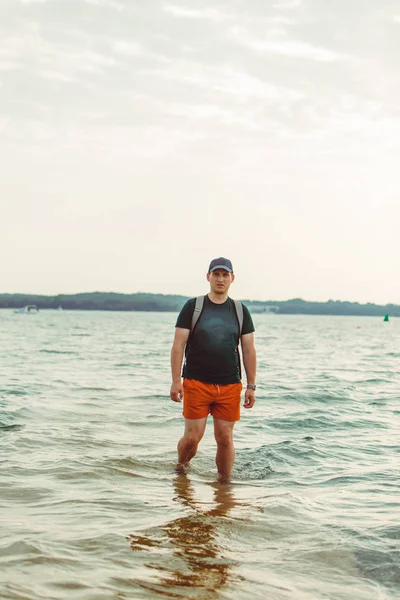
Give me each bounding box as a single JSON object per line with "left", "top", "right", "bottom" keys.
{"left": 170, "top": 381, "right": 184, "bottom": 403}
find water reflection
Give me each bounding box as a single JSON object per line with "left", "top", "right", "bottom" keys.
{"left": 127, "top": 476, "right": 243, "bottom": 598}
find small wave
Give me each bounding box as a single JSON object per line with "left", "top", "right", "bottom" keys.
{"left": 312, "top": 475, "right": 370, "bottom": 486}
{"left": 373, "top": 525, "right": 400, "bottom": 540}
{"left": 1, "top": 388, "right": 28, "bottom": 396}
{"left": 20, "top": 555, "right": 79, "bottom": 567}
{"left": 99, "top": 455, "right": 173, "bottom": 477}
{"left": 75, "top": 386, "right": 113, "bottom": 392}
{"left": 0, "top": 539, "right": 42, "bottom": 558}
{"left": 355, "top": 547, "right": 400, "bottom": 587}
{"left": 295, "top": 391, "right": 353, "bottom": 404}
{"left": 235, "top": 462, "right": 274, "bottom": 480}
{"left": 267, "top": 415, "right": 334, "bottom": 430}
{"left": 51, "top": 581, "right": 90, "bottom": 591}
{"left": 39, "top": 349, "right": 77, "bottom": 355}
{"left": 235, "top": 446, "right": 277, "bottom": 479}
{"left": 51, "top": 469, "right": 105, "bottom": 482}
{"left": 0, "top": 423, "right": 23, "bottom": 431}
{"left": 355, "top": 378, "right": 391, "bottom": 384}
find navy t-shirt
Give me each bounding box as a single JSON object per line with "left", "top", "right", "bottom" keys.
{"left": 175, "top": 295, "right": 255, "bottom": 384}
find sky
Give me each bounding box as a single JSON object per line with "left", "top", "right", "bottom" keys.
{"left": 1, "top": 0, "right": 399, "bottom": 303}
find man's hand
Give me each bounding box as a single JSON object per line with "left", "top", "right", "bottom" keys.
{"left": 170, "top": 381, "right": 184, "bottom": 403}
{"left": 243, "top": 388, "right": 256, "bottom": 409}
{"left": 170, "top": 328, "right": 189, "bottom": 403}
{"left": 241, "top": 333, "right": 256, "bottom": 409}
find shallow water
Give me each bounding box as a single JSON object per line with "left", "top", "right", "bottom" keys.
{"left": 0, "top": 310, "right": 399, "bottom": 599}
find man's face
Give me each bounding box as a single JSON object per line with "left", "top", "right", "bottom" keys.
{"left": 206, "top": 269, "right": 235, "bottom": 294}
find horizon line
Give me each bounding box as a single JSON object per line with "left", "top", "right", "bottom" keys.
{"left": 0, "top": 291, "right": 398, "bottom": 308}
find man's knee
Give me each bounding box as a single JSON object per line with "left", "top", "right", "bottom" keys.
{"left": 215, "top": 430, "right": 233, "bottom": 448}
{"left": 182, "top": 432, "right": 202, "bottom": 450}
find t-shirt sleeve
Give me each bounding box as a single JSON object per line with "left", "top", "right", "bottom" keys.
{"left": 175, "top": 298, "right": 196, "bottom": 329}
{"left": 241, "top": 304, "right": 255, "bottom": 335}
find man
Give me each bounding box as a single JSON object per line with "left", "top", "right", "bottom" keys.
{"left": 170, "top": 257, "right": 257, "bottom": 482}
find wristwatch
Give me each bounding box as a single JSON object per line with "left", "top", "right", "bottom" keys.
{"left": 246, "top": 384, "right": 256, "bottom": 390}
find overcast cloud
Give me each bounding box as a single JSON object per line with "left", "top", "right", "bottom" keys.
{"left": 1, "top": 0, "right": 399, "bottom": 303}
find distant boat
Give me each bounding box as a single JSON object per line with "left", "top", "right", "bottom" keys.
{"left": 57, "top": 305, "right": 63, "bottom": 311}
{"left": 383, "top": 314, "right": 389, "bottom": 322}
{"left": 14, "top": 305, "right": 39, "bottom": 314}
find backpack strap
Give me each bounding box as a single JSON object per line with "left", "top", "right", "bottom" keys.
{"left": 191, "top": 295, "right": 205, "bottom": 331}
{"left": 191, "top": 295, "right": 243, "bottom": 336}
{"left": 233, "top": 299, "right": 244, "bottom": 337}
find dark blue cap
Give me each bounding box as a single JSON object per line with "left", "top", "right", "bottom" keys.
{"left": 208, "top": 257, "right": 233, "bottom": 273}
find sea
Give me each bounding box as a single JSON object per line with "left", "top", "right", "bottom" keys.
{"left": 0, "top": 310, "right": 399, "bottom": 600}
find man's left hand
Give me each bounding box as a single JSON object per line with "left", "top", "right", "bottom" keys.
{"left": 243, "top": 389, "right": 256, "bottom": 409}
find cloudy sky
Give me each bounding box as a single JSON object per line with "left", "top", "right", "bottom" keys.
{"left": 1, "top": 0, "right": 399, "bottom": 303}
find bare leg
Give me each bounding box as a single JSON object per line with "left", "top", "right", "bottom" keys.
{"left": 177, "top": 417, "right": 207, "bottom": 472}
{"left": 213, "top": 418, "right": 235, "bottom": 483}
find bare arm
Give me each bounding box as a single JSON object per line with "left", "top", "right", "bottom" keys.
{"left": 170, "top": 327, "right": 190, "bottom": 402}
{"left": 241, "top": 332, "right": 257, "bottom": 409}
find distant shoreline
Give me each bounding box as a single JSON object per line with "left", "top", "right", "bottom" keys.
{"left": 0, "top": 292, "right": 398, "bottom": 317}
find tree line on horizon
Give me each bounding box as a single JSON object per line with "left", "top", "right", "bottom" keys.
{"left": 0, "top": 292, "right": 398, "bottom": 317}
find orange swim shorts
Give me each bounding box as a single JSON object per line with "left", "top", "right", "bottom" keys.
{"left": 182, "top": 379, "right": 243, "bottom": 422}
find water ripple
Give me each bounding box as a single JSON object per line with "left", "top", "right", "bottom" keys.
{"left": 0, "top": 311, "right": 399, "bottom": 599}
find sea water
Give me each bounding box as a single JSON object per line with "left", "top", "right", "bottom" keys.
{"left": 0, "top": 310, "right": 399, "bottom": 599}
